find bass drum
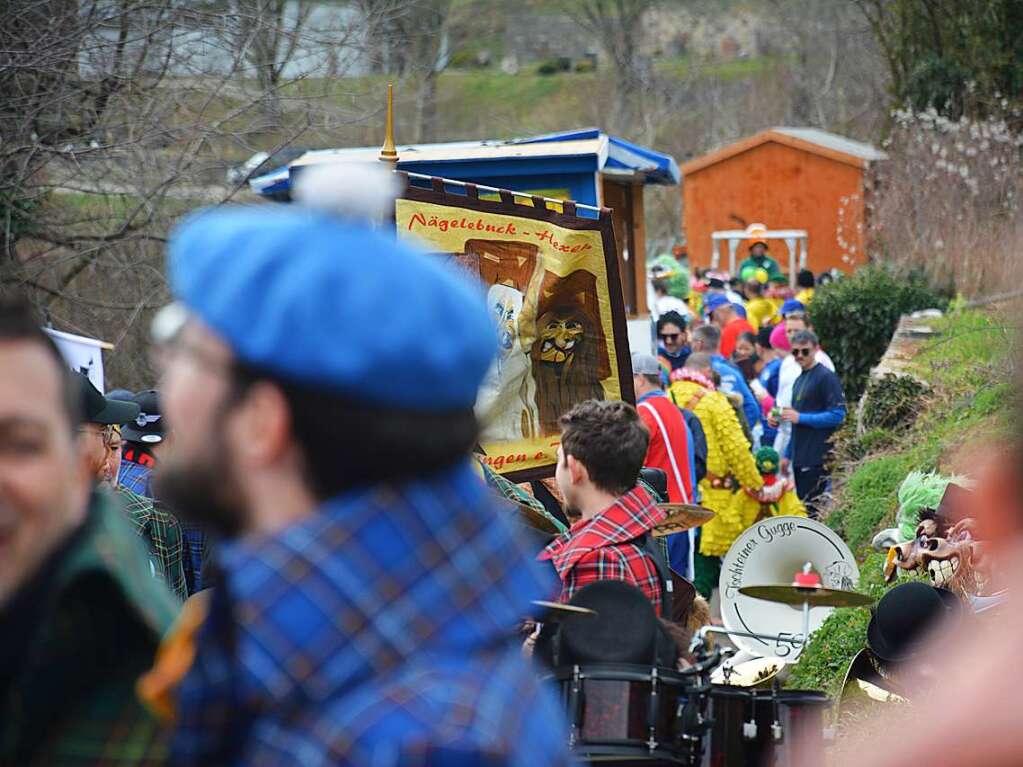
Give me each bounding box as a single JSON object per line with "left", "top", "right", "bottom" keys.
{"left": 702, "top": 686, "right": 831, "bottom": 767}
{"left": 550, "top": 663, "right": 705, "bottom": 765}
{"left": 718, "top": 517, "right": 858, "bottom": 662}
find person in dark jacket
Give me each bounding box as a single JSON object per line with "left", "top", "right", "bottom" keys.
{"left": 0, "top": 298, "right": 177, "bottom": 765}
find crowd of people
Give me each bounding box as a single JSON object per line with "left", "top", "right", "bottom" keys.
{"left": 7, "top": 174, "right": 1003, "bottom": 766}
{"left": 646, "top": 240, "right": 847, "bottom": 597}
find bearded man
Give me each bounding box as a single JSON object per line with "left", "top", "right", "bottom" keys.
{"left": 146, "top": 167, "right": 571, "bottom": 766}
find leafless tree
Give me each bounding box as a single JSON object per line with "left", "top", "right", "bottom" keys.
{"left": 564, "top": 0, "right": 655, "bottom": 136}
{"left": 356, "top": 0, "right": 455, "bottom": 143}
{"left": 1, "top": 0, "right": 371, "bottom": 387}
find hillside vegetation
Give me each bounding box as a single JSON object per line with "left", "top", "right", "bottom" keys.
{"left": 787, "top": 306, "right": 1014, "bottom": 697}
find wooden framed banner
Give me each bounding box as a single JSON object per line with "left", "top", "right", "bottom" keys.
{"left": 395, "top": 175, "right": 635, "bottom": 482}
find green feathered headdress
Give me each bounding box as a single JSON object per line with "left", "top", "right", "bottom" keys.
{"left": 895, "top": 471, "right": 961, "bottom": 541}
{"left": 648, "top": 253, "right": 690, "bottom": 299}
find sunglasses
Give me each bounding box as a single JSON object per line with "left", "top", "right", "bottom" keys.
{"left": 658, "top": 333, "right": 681, "bottom": 341}
{"left": 792, "top": 347, "right": 814, "bottom": 358}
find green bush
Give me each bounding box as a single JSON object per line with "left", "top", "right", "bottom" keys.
{"left": 860, "top": 373, "right": 931, "bottom": 432}
{"left": 811, "top": 265, "right": 948, "bottom": 402}
{"left": 834, "top": 426, "right": 895, "bottom": 465}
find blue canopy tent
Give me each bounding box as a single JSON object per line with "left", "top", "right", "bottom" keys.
{"left": 249, "top": 128, "right": 679, "bottom": 317}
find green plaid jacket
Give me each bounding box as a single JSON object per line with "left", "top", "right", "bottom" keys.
{"left": 115, "top": 487, "right": 189, "bottom": 602}
{"left": 478, "top": 459, "right": 568, "bottom": 534}
{"left": 0, "top": 491, "right": 179, "bottom": 766}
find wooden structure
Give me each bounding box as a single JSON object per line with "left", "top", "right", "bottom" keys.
{"left": 254, "top": 129, "right": 680, "bottom": 317}
{"left": 681, "top": 128, "right": 886, "bottom": 275}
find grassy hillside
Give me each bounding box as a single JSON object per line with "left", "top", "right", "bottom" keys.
{"left": 786, "top": 306, "right": 1013, "bottom": 697}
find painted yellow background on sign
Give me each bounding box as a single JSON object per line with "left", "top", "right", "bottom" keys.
{"left": 396, "top": 198, "right": 623, "bottom": 475}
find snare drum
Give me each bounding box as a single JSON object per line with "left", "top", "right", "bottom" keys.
{"left": 550, "top": 663, "right": 705, "bottom": 765}
{"left": 702, "top": 686, "right": 831, "bottom": 767}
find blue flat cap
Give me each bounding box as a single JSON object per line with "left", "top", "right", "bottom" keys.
{"left": 780, "top": 299, "right": 806, "bottom": 317}
{"left": 168, "top": 206, "right": 495, "bottom": 411}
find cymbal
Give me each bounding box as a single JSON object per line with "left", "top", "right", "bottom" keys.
{"left": 513, "top": 501, "right": 561, "bottom": 535}
{"left": 530, "top": 600, "right": 598, "bottom": 619}
{"left": 652, "top": 504, "right": 716, "bottom": 537}
{"left": 738, "top": 584, "right": 876, "bottom": 608}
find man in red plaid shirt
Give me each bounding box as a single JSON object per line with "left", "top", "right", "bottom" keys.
{"left": 539, "top": 400, "right": 668, "bottom": 615}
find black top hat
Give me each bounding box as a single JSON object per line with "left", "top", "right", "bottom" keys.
{"left": 560, "top": 580, "right": 659, "bottom": 665}
{"left": 122, "top": 389, "right": 164, "bottom": 444}
{"left": 73, "top": 372, "right": 139, "bottom": 426}
{"left": 867, "top": 581, "right": 962, "bottom": 664}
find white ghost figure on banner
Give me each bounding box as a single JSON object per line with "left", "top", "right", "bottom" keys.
{"left": 476, "top": 283, "right": 539, "bottom": 443}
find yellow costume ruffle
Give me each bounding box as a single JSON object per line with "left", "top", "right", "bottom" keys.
{"left": 669, "top": 380, "right": 763, "bottom": 557}
{"left": 733, "top": 484, "right": 807, "bottom": 529}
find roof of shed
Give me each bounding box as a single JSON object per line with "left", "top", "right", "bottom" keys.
{"left": 681, "top": 127, "right": 887, "bottom": 175}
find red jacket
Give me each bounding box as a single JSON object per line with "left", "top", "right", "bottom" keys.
{"left": 721, "top": 316, "right": 755, "bottom": 357}
{"left": 539, "top": 487, "right": 667, "bottom": 615}
{"left": 637, "top": 392, "right": 694, "bottom": 504}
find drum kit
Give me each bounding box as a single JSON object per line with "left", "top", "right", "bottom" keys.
{"left": 542, "top": 515, "right": 877, "bottom": 766}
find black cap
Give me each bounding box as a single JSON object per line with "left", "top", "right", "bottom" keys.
{"left": 74, "top": 371, "right": 140, "bottom": 426}
{"left": 122, "top": 389, "right": 164, "bottom": 444}
{"left": 867, "top": 581, "right": 962, "bottom": 664}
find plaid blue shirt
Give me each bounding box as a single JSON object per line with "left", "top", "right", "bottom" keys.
{"left": 170, "top": 462, "right": 571, "bottom": 766}
{"left": 119, "top": 457, "right": 154, "bottom": 497}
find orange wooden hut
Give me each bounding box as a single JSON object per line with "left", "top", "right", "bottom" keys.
{"left": 681, "top": 128, "right": 886, "bottom": 276}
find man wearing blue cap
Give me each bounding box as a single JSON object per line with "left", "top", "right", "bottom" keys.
{"left": 705, "top": 292, "right": 754, "bottom": 359}
{"left": 148, "top": 168, "right": 571, "bottom": 766}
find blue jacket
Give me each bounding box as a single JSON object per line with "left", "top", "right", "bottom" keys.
{"left": 171, "top": 463, "right": 571, "bottom": 766}
{"left": 711, "top": 354, "right": 760, "bottom": 432}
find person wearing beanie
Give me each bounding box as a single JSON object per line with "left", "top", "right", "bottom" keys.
{"left": 140, "top": 165, "right": 571, "bottom": 766}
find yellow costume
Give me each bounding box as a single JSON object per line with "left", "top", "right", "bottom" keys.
{"left": 732, "top": 447, "right": 805, "bottom": 527}
{"left": 795, "top": 287, "right": 815, "bottom": 306}
{"left": 669, "top": 375, "right": 763, "bottom": 556}
{"left": 745, "top": 296, "right": 777, "bottom": 331}
{"left": 733, "top": 479, "right": 806, "bottom": 527}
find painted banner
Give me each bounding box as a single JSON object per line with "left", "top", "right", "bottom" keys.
{"left": 396, "top": 177, "right": 634, "bottom": 481}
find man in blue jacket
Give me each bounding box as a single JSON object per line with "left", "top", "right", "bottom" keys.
{"left": 690, "top": 323, "right": 760, "bottom": 432}
{"left": 771, "top": 329, "right": 846, "bottom": 517}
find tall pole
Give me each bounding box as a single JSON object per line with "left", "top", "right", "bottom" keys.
{"left": 379, "top": 83, "right": 399, "bottom": 165}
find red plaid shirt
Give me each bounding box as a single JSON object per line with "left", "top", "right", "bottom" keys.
{"left": 539, "top": 486, "right": 667, "bottom": 615}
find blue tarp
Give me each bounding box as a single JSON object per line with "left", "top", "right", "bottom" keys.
{"left": 249, "top": 128, "right": 679, "bottom": 202}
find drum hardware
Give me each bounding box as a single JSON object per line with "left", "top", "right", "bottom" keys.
{"left": 567, "top": 665, "right": 581, "bottom": 747}
{"left": 691, "top": 624, "right": 806, "bottom": 654}
{"left": 647, "top": 666, "right": 660, "bottom": 753}
{"left": 739, "top": 562, "right": 876, "bottom": 656}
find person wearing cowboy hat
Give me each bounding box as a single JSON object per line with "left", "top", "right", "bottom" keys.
{"left": 739, "top": 229, "right": 783, "bottom": 283}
